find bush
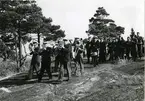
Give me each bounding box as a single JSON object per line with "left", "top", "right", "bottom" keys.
{"left": 0, "top": 58, "right": 31, "bottom": 78}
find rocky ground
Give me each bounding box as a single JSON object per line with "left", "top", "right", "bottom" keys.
{"left": 0, "top": 58, "right": 144, "bottom": 101}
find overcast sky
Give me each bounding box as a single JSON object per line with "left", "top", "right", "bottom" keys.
{"left": 36, "top": 0, "right": 144, "bottom": 39}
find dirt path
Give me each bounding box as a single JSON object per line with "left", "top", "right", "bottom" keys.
{"left": 0, "top": 59, "right": 144, "bottom": 101}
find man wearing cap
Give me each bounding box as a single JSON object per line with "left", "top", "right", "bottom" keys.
{"left": 38, "top": 46, "right": 52, "bottom": 82}
{"left": 73, "top": 41, "right": 84, "bottom": 76}
{"left": 136, "top": 32, "right": 143, "bottom": 59}
{"left": 85, "top": 37, "right": 91, "bottom": 63}
{"left": 27, "top": 47, "right": 40, "bottom": 80}
{"left": 99, "top": 38, "right": 106, "bottom": 63}
{"left": 57, "top": 41, "right": 70, "bottom": 81}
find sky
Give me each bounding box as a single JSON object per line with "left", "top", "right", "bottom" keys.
{"left": 36, "top": 0, "right": 144, "bottom": 40}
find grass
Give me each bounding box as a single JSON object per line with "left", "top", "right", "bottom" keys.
{"left": 0, "top": 58, "right": 31, "bottom": 78}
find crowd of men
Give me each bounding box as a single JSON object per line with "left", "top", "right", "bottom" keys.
{"left": 85, "top": 32, "right": 144, "bottom": 66}
{"left": 27, "top": 32, "right": 144, "bottom": 82}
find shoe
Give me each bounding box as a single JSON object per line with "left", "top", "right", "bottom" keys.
{"left": 48, "top": 78, "right": 52, "bottom": 81}
{"left": 58, "top": 79, "right": 63, "bottom": 82}
{"left": 66, "top": 77, "right": 69, "bottom": 81}
{"left": 38, "top": 80, "right": 41, "bottom": 83}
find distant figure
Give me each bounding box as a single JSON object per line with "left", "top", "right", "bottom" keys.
{"left": 131, "top": 35, "right": 137, "bottom": 61}
{"left": 73, "top": 41, "right": 84, "bottom": 76}
{"left": 120, "top": 37, "right": 125, "bottom": 59}
{"left": 85, "top": 37, "right": 91, "bottom": 63}
{"left": 136, "top": 32, "right": 143, "bottom": 59}
{"left": 99, "top": 39, "right": 106, "bottom": 63}
{"left": 114, "top": 38, "right": 120, "bottom": 61}
{"left": 38, "top": 47, "right": 52, "bottom": 82}
{"left": 107, "top": 39, "right": 114, "bottom": 61}
{"left": 90, "top": 37, "right": 99, "bottom": 67}
{"left": 125, "top": 37, "right": 132, "bottom": 60}
{"left": 54, "top": 42, "right": 61, "bottom": 72}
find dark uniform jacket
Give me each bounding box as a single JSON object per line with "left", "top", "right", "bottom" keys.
{"left": 56, "top": 48, "right": 69, "bottom": 63}
{"left": 30, "top": 51, "right": 41, "bottom": 65}
{"left": 40, "top": 48, "right": 52, "bottom": 63}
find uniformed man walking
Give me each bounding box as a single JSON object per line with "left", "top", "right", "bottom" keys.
{"left": 57, "top": 41, "right": 70, "bottom": 81}
{"left": 27, "top": 47, "right": 40, "bottom": 80}
{"left": 38, "top": 46, "right": 52, "bottom": 82}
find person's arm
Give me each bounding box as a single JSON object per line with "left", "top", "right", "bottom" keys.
{"left": 79, "top": 45, "right": 84, "bottom": 52}
{"left": 39, "top": 49, "right": 43, "bottom": 55}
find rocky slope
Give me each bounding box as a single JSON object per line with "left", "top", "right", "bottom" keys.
{"left": 0, "top": 59, "right": 144, "bottom": 101}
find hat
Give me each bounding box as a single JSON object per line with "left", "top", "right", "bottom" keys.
{"left": 63, "top": 39, "right": 68, "bottom": 41}
{"left": 46, "top": 44, "right": 53, "bottom": 48}
{"left": 94, "top": 36, "right": 98, "bottom": 39}
{"left": 34, "top": 47, "right": 39, "bottom": 51}
{"left": 43, "top": 41, "right": 47, "bottom": 44}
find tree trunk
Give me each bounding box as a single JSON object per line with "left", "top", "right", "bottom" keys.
{"left": 18, "top": 34, "right": 22, "bottom": 70}
{"left": 18, "top": 22, "right": 22, "bottom": 71}
{"left": 15, "top": 36, "right": 19, "bottom": 72}
{"left": 37, "top": 32, "right": 40, "bottom": 48}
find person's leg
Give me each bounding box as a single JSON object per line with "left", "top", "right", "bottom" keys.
{"left": 58, "top": 63, "right": 64, "bottom": 81}
{"left": 34, "top": 63, "right": 40, "bottom": 78}
{"left": 78, "top": 58, "right": 84, "bottom": 76}
{"left": 92, "top": 56, "right": 96, "bottom": 67}
{"left": 27, "top": 64, "right": 33, "bottom": 79}
{"left": 138, "top": 45, "right": 141, "bottom": 59}
{"left": 126, "top": 50, "right": 129, "bottom": 60}
{"left": 45, "top": 62, "right": 52, "bottom": 79}
{"left": 68, "top": 60, "right": 72, "bottom": 77}
{"left": 55, "top": 59, "right": 59, "bottom": 72}
{"left": 2, "top": 52, "right": 7, "bottom": 61}
{"left": 38, "top": 63, "right": 45, "bottom": 82}
{"left": 87, "top": 52, "right": 90, "bottom": 63}
{"left": 74, "top": 61, "right": 78, "bottom": 75}
{"left": 110, "top": 52, "right": 113, "bottom": 61}
{"left": 94, "top": 56, "right": 97, "bottom": 66}
{"left": 64, "top": 62, "right": 70, "bottom": 80}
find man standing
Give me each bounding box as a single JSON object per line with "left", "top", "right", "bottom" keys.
{"left": 90, "top": 37, "right": 99, "bottom": 67}
{"left": 136, "top": 32, "right": 143, "bottom": 59}
{"left": 57, "top": 41, "right": 70, "bottom": 81}
{"left": 99, "top": 39, "right": 106, "bottom": 63}
{"left": 74, "top": 41, "right": 84, "bottom": 76}
{"left": 85, "top": 37, "right": 91, "bottom": 63}
{"left": 120, "top": 37, "right": 125, "bottom": 59}
{"left": 38, "top": 46, "right": 52, "bottom": 82}
{"left": 125, "top": 37, "right": 132, "bottom": 60}
{"left": 131, "top": 35, "right": 138, "bottom": 61}
{"left": 27, "top": 47, "right": 40, "bottom": 80}
{"left": 107, "top": 39, "right": 113, "bottom": 61}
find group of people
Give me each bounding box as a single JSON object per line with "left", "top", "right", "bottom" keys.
{"left": 85, "top": 32, "right": 144, "bottom": 66}
{"left": 27, "top": 32, "right": 144, "bottom": 82}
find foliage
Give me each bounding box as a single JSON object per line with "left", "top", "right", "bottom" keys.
{"left": 87, "top": 7, "right": 125, "bottom": 39}
{"left": 0, "top": 0, "right": 65, "bottom": 68}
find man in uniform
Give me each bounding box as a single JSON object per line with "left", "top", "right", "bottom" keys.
{"left": 120, "top": 37, "right": 125, "bottom": 59}
{"left": 57, "top": 41, "right": 70, "bottom": 81}
{"left": 38, "top": 46, "right": 52, "bottom": 82}
{"left": 136, "top": 32, "right": 143, "bottom": 59}
{"left": 131, "top": 35, "right": 138, "bottom": 61}
{"left": 73, "top": 41, "right": 84, "bottom": 76}
{"left": 107, "top": 39, "right": 113, "bottom": 62}
{"left": 27, "top": 47, "right": 40, "bottom": 80}
{"left": 85, "top": 37, "right": 91, "bottom": 63}
{"left": 114, "top": 38, "right": 120, "bottom": 61}
{"left": 99, "top": 38, "right": 106, "bottom": 63}
{"left": 125, "top": 37, "right": 131, "bottom": 60}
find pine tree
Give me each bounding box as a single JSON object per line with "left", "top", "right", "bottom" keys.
{"left": 87, "top": 7, "right": 124, "bottom": 39}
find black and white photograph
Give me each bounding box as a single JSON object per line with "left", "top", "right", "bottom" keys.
{"left": 0, "top": 0, "right": 144, "bottom": 101}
